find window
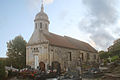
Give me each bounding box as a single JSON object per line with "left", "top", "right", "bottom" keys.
{"left": 94, "top": 55, "right": 96, "bottom": 59}
{"left": 36, "top": 48, "right": 38, "bottom": 51}
{"left": 35, "top": 23, "right": 37, "bottom": 29}
{"left": 33, "top": 48, "right": 39, "bottom": 52}
{"left": 68, "top": 52, "right": 72, "bottom": 61}
{"left": 40, "top": 23, "right": 42, "bottom": 28}
{"left": 51, "top": 49, "right": 53, "bottom": 52}
{"left": 82, "top": 53, "right": 84, "bottom": 61}
{"left": 45, "top": 24, "right": 48, "bottom": 30}
{"left": 87, "top": 53, "right": 90, "bottom": 60}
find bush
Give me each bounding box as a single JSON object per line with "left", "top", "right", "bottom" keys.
{"left": 0, "top": 61, "right": 6, "bottom": 80}
{"left": 111, "top": 56, "right": 119, "bottom": 62}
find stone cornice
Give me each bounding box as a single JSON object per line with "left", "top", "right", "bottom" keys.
{"left": 26, "top": 41, "right": 49, "bottom": 46}
{"left": 34, "top": 19, "right": 50, "bottom": 24}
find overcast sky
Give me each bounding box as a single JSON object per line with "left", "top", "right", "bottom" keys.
{"left": 0, "top": 0, "right": 120, "bottom": 57}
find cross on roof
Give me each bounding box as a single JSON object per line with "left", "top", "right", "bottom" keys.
{"left": 41, "top": 0, "right": 44, "bottom": 5}
{"left": 41, "top": 0, "right": 44, "bottom": 12}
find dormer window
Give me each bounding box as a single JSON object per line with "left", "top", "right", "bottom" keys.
{"left": 40, "top": 23, "right": 42, "bottom": 28}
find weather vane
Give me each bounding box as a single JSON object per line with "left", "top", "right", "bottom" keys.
{"left": 41, "top": 0, "right": 44, "bottom": 12}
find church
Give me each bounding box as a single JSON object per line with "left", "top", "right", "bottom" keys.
{"left": 26, "top": 3, "right": 98, "bottom": 71}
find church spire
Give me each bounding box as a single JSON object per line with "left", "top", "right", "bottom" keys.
{"left": 41, "top": 0, "right": 44, "bottom": 12}
{"left": 34, "top": 0, "right": 50, "bottom": 33}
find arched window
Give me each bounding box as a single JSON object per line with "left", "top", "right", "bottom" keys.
{"left": 40, "top": 23, "right": 42, "bottom": 28}
{"left": 33, "top": 48, "right": 39, "bottom": 52}
{"left": 35, "top": 23, "right": 37, "bottom": 29}
{"left": 45, "top": 23, "right": 48, "bottom": 30}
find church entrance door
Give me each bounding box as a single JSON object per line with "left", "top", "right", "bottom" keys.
{"left": 39, "top": 62, "right": 45, "bottom": 71}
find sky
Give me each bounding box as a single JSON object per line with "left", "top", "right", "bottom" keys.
{"left": 0, "top": 0, "right": 120, "bottom": 57}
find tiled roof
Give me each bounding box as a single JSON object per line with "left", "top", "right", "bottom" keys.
{"left": 44, "top": 33, "right": 76, "bottom": 49}
{"left": 44, "top": 32, "right": 97, "bottom": 53}
{"left": 64, "top": 36, "right": 97, "bottom": 53}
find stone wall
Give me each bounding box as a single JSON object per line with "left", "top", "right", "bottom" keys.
{"left": 26, "top": 43, "right": 99, "bottom": 70}
{"left": 26, "top": 43, "right": 49, "bottom": 68}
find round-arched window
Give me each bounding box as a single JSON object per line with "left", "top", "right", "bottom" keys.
{"left": 45, "top": 23, "right": 48, "bottom": 30}
{"left": 40, "top": 23, "right": 42, "bottom": 28}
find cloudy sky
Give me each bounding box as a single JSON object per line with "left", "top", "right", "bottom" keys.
{"left": 0, "top": 0, "right": 120, "bottom": 57}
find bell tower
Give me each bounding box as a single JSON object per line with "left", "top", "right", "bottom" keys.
{"left": 34, "top": 0, "right": 50, "bottom": 33}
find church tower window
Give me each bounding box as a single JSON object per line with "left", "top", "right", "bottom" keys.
{"left": 40, "top": 23, "right": 42, "bottom": 28}
{"left": 35, "top": 23, "right": 37, "bottom": 29}
{"left": 45, "top": 23, "right": 48, "bottom": 30}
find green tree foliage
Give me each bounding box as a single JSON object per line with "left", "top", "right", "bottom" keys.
{"left": 6, "top": 35, "right": 27, "bottom": 69}
{"left": 99, "top": 39, "right": 120, "bottom": 63}
{"left": 108, "top": 39, "right": 120, "bottom": 57}
{"left": 99, "top": 51, "right": 109, "bottom": 59}
{"left": 0, "top": 60, "right": 6, "bottom": 80}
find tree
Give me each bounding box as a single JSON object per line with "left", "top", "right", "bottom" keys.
{"left": 99, "top": 51, "right": 109, "bottom": 59}
{"left": 108, "top": 38, "right": 120, "bottom": 57}
{"left": 0, "top": 60, "right": 6, "bottom": 80}
{"left": 6, "top": 35, "right": 27, "bottom": 69}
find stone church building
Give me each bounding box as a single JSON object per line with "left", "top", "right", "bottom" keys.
{"left": 26, "top": 4, "right": 98, "bottom": 71}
